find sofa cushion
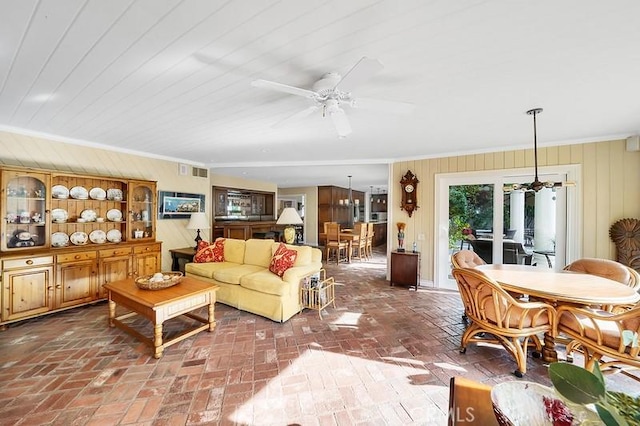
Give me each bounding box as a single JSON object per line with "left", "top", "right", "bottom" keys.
{"left": 269, "top": 243, "right": 298, "bottom": 277}
{"left": 222, "top": 238, "right": 246, "bottom": 264}
{"left": 273, "top": 243, "right": 312, "bottom": 267}
{"left": 241, "top": 270, "right": 293, "bottom": 296}
{"left": 243, "top": 239, "right": 276, "bottom": 267}
{"left": 194, "top": 239, "right": 224, "bottom": 263}
{"left": 185, "top": 261, "right": 238, "bottom": 279}
{"left": 213, "top": 264, "right": 264, "bottom": 285}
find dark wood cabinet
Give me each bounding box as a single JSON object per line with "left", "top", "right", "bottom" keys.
{"left": 390, "top": 251, "right": 420, "bottom": 290}
{"left": 317, "top": 185, "right": 364, "bottom": 241}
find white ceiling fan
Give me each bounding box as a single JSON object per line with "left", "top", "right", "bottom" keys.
{"left": 251, "top": 57, "right": 414, "bottom": 137}
{"left": 504, "top": 108, "right": 576, "bottom": 192}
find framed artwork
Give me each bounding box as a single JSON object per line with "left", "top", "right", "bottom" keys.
{"left": 158, "top": 191, "right": 205, "bottom": 219}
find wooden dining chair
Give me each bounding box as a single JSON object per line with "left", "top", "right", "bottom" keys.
{"left": 452, "top": 268, "right": 556, "bottom": 377}
{"left": 325, "top": 222, "right": 348, "bottom": 264}
{"left": 556, "top": 304, "right": 640, "bottom": 372}
{"left": 365, "top": 222, "right": 374, "bottom": 259}
{"left": 351, "top": 222, "right": 368, "bottom": 261}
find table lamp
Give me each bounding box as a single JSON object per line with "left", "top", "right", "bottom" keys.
{"left": 276, "top": 207, "right": 303, "bottom": 244}
{"left": 186, "top": 212, "right": 210, "bottom": 249}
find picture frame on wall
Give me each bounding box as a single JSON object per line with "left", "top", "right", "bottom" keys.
{"left": 158, "top": 191, "right": 205, "bottom": 219}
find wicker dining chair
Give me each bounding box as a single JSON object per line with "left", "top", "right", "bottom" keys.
{"left": 451, "top": 250, "right": 486, "bottom": 269}
{"left": 563, "top": 258, "right": 640, "bottom": 312}
{"left": 452, "top": 268, "right": 556, "bottom": 377}
{"left": 556, "top": 304, "right": 640, "bottom": 372}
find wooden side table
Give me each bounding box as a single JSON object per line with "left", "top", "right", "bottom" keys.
{"left": 169, "top": 247, "right": 196, "bottom": 273}
{"left": 390, "top": 251, "right": 420, "bottom": 290}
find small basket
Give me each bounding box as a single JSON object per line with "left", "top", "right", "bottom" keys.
{"left": 135, "top": 272, "right": 183, "bottom": 290}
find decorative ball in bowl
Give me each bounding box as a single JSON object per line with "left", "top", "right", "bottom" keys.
{"left": 491, "top": 381, "right": 602, "bottom": 425}
{"left": 135, "top": 272, "right": 183, "bottom": 290}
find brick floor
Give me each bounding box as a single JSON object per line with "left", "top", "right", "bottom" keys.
{"left": 0, "top": 248, "right": 638, "bottom": 425}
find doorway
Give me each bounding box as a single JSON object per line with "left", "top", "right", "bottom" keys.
{"left": 435, "top": 166, "right": 580, "bottom": 290}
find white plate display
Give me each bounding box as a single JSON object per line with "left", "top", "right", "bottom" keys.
{"left": 70, "top": 231, "right": 88, "bottom": 245}
{"left": 89, "top": 230, "right": 106, "bottom": 244}
{"left": 89, "top": 187, "right": 106, "bottom": 200}
{"left": 106, "top": 209, "right": 123, "bottom": 222}
{"left": 70, "top": 186, "right": 88, "bottom": 199}
{"left": 51, "top": 232, "right": 69, "bottom": 247}
{"left": 51, "top": 208, "right": 68, "bottom": 223}
{"left": 80, "top": 209, "right": 97, "bottom": 222}
{"left": 106, "top": 229, "right": 122, "bottom": 243}
{"left": 52, "top": 185, "right": 69, "bottom": 199}
{"left": 106, "top": 188, "right": 123, "bottom": 201}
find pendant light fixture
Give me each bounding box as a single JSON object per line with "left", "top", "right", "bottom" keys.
{"left": 347, "top": 175, "right": 354, "bottom": 228}
{"left": 504, "top": 108, "right": 575, "bottom": 192}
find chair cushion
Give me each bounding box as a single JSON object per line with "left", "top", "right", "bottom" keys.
{"left": 559, "top": 309, "right": 625, "bottom": 350}
{"left": 565, "top": 258, "right": 632, "bottom": 285}
{"left": 194, "top": 239, "right": 224, "bottom": 263}
{"left": 269, "top": 243, "right": 298, "bottom": 277}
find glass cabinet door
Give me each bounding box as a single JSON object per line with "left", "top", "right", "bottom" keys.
{"left": 129, "top": 180, "right": 156, "bottom": 241}
{"left": 2, "top": 170, "right": 50, "bottom": 251}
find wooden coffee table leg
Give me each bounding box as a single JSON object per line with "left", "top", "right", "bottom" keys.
{"left": 108, "top": 300, "right": 116, "bottom": 327}
{"left": 207, "top": 301, "right": 216, "bottom": 332}
{"left": 153, "top": 323, "right": 163, "bottom": 359}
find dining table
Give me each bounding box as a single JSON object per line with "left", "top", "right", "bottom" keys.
{"left": 476, "top": 264, "right": 640, "bottom": 362}
{"left": 318, "top": 230, "right": 360, "bottom": 263}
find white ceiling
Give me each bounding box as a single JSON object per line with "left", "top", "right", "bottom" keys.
{"left": 1, "top": 1, "right": 639, "bottom": 192}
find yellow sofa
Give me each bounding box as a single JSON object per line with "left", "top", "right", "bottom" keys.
{"left": 185, "top": 238, "right": 323, "bottom": 322}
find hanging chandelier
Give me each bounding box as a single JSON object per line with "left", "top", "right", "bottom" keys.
{"left": 504, "top": 108, "right": 575, "bottom": 192}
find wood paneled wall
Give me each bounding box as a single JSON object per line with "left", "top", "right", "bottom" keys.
{"left": 0, "top": 130, "right": 211, "bottom": 269}
{"left": 392, "top": 140, "right": 640, "bottom": 285}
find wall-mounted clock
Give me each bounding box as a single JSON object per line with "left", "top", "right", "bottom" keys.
{"left": 400, "top": 170, "right": 419, "bottom": 217}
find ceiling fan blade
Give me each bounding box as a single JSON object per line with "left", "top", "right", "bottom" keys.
{"left": 251, "top": 79, "right": 316, "bottom": 98}
{"left": 272, "top": 105, "right": 320, "bottom": 128}
{"left": 335, "top": 57, "right": 384, "bottom": 93}
{"left": 350, "top": 97, "right": 415, "bottom": 114}
{"left": 329, "top": 108, "right": 352, "bottom": 137}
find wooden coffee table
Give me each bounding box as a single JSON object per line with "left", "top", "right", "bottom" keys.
{"left": 103, "top": 276, "right": 219, "bottom": 358}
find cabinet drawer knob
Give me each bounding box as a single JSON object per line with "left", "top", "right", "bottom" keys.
{"left": 26, "top": 260, "right": 33, "bottom": 265}
{"left": 74, "top": 255, "right": 81, "bottom": 260}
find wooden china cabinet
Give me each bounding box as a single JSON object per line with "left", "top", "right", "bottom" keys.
{"left": 0, "top": 165, "right": 161, "bottom": 326}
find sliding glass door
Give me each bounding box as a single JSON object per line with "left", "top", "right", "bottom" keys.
{"left": 435, "top": 167, "right": 578, "bottom": 290}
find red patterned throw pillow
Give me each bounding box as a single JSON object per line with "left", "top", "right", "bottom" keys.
{"left": 194, "top": 239, "right": 225, "bottom": 263}
{"left": 269, "top": 243, "right": 298, "bottom": 277}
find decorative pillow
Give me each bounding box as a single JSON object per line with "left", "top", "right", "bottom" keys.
{"left": 269, "top": 243, "right": 298, "bottom": 277}
{"left": 194, "top": 239, "right": 225, "bottom": 263}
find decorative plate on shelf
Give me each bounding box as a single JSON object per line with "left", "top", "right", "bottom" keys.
{"left": 89, "top": 187, "right": 106, "bottom": 200}
{"left": 51, "top": 208, "right": 68, "bottom": 223}
{"left": 51, "top": 232, "right": 69, "bottom": 247}
{"left": 80, "top": 209, "right": 97, "bottom": 222}
{"left": 106, "top": 188, "right": 123, "bottom": 201}
{"left": 70, "top": 231, "right": 88, "bottom": 245}
{"left": 52, "top": 185, "right": 69, "bottom": 199}
{"left": 491, "top": 381, "right": 601, "bottom": 426}
{"left": 106, "top": 209, "right": 123, "bottom": 222}
{"left": 106, "top": 229, "right": 122, "bottom": 243}
{"left": 70, "top": 186, "right": 89, "bottom": 199}
{"left": 89, "top": 230, "right": 106, "bottom": 244}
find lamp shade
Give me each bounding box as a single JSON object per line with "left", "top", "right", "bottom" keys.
{"left": 276, "top": 207, "right": 303, "bottom": 225}
{"left": 186, "top": 212, "right": 210, "bottom": 230}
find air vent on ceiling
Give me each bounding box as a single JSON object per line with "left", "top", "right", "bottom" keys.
{"left": 192, "top": 167, "right": 208, "bottom": 178}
